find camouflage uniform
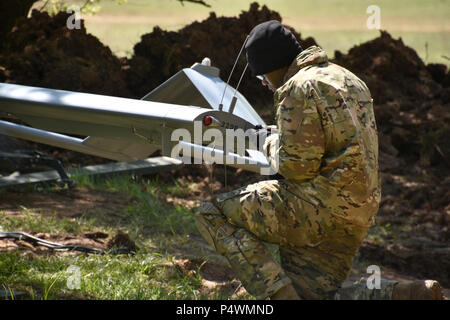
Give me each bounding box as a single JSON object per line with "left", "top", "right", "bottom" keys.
{"left": 196, "top": 46, "right": 397, "bottom": 299}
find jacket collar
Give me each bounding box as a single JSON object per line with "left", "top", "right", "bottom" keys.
{"left": 281, "top": 46, "right": 329, "bottom": 85}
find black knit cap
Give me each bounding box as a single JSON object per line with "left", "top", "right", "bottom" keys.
{"left": 245, "top": 20, "right": 302, "bottom": 76}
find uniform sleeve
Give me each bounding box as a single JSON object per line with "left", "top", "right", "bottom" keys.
{"left": 272, "top": 81, "right": 326, "bottom": 182}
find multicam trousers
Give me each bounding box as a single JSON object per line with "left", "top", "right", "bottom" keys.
{"left": 195, "top": 179, "right": 397, "bottom": 300}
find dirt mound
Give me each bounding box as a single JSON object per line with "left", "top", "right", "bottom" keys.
{"left": 0, "top": 9, "right": 130, "bottom": 97}
{"left": 172, "top": 258, "right": 246, "bottom": 298}
{"left": 124, "top": 2, "right": 317, "bottom": 106}
{"left": 334, "top": 31, "right": 443, "bottom": 104}
{"left": 334, "top": 31, "right": 450, "bottom": 167}
{"left": 0, "top": 9, "right": 130, "bottom": 167}
{"left": 175, "top": 258, "right": 235, "bottom": 282}
{"left": 106, "top": 230, "right": 139, "bottom": 254}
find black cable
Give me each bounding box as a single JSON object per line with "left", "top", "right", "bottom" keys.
{"left": 0, "top": 231, "right": 132, "bottom": 255}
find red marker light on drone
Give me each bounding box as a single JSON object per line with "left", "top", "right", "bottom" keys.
{"left": 203, "top": 115, "right": 213, "bottom": 126}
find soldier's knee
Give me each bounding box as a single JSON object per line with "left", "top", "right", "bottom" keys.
{"left": 195, "top": 214, "right": 217, "bottom": 250}
{"left": 195, "top": 202, "right": 236, "bottom": 253}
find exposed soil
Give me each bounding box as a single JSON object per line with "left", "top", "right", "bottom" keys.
{"left": 0, "top": 9, "right": 130, "bottom": 97}
{"left": 0, "top": 186, "right": 129, "bottom": 218}
{"left": 106, "top": 229, "right": 139, "bottom": 253}
{"left": 171, "top": 258, "right": 247, "bottom": 298}
{"left": 0, "top": 2, "right": 449, "bottom": 294}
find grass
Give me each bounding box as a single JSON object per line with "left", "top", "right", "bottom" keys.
{"left": 1, "top": 250, "right": 206, "bottom": 299}
{"left": 0, "top": 174, "right": 250, "bottom": 300}
{"left": 0, "top": 207, "right": 93, "bottom": 235}
{"left": 32, "top": 0, "right": 450, "bottom": 64}
{"left": 69, "top": 174, "right": 198, "bottom": 237}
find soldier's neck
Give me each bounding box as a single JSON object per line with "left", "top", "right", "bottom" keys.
{"left": 266, "top": 67, "right": 289, "bottom": 89}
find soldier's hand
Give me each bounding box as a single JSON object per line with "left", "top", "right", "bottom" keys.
{"left": 263, "top": 132, "right": 279, "bottom": 158}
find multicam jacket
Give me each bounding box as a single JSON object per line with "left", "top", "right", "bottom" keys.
{"left": 266, "top": 46, "right": 380, "bottom": 227}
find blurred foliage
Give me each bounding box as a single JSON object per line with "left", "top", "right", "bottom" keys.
{"left": 40, "top": 0, "right": 128, "bottom": 16}
{"left": 39, "top": 0, "right": 209, "bottom": 16}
